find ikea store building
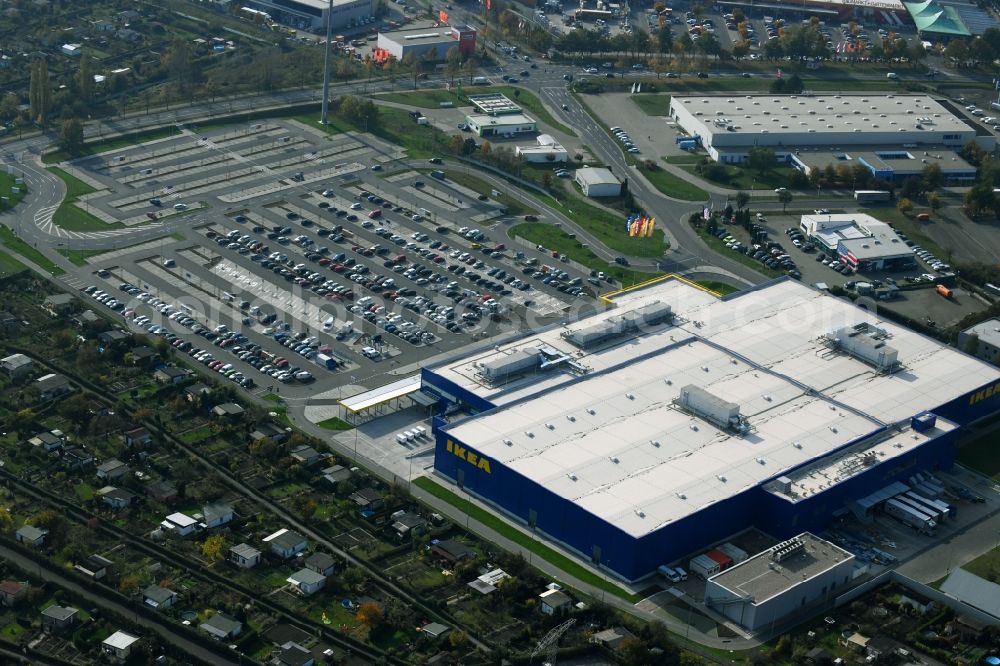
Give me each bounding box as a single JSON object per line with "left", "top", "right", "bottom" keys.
{"left": 420, "top": 278, "right": 1000, "bottom": 582}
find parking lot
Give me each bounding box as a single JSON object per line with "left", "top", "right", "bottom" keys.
{"left": 711, "top": 212, "right": 985, "bottom": 329}
{"left": 61, "top": 119, "right": 600, "bottom": 395}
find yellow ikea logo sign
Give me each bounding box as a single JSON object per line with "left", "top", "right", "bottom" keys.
{"left": 446, "top": 439, "right": 492, "bottom": 474}
{"left": 969, "top": 380, "right": 1000, "bottom": 406}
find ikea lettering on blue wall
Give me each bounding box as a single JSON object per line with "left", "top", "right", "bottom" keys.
{"left": 446, "top": 439, "right": 492, "bottom": 474}
{"left": 969, "top": 380, "right": 1000, "bottom": 406}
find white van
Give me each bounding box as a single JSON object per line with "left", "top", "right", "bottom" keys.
{"left": 658, "top": 565, "right": 683, "bottom": 583}
{"left": 886, "top": 72, "right": 899, "bottom": 80}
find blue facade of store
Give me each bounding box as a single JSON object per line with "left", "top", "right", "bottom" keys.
{"left": 430, "top": 372, "right": 1000, "bottom": 582}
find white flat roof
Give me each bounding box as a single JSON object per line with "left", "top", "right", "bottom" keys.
{"left": 439, "top": 278, "right": 1000, "bottom": 537}
{"left": 103, "top": 630, "right": 139, "bottom": 649}
{"left": 672, "top": 94, "right": 970, "bottom": 139}
{"left": 340, "top": 375, "right": 421, "bottom": 412}
{"left": 467, "top": 113, "right": 536, "bottom": 126}
{"left": 165, "top": 512, "right": 198, "bottom": 528}
{"left": 575, "top": 167, "right": 621, "bottom": 186}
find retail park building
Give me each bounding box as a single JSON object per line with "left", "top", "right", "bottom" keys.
{"left": 419, "top": 278, "right": 1000, "bottom": 581}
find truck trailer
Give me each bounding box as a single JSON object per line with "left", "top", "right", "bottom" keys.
{"left": 904, "top": 491, "right": 953, "bottom": 520}
{"left": 884, "top": 498, "right": 936, "bottom": 534}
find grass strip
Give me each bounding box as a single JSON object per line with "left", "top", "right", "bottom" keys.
{"left": 0, "top": 249, "right": 29, "bottom": 278}
{"left": 0, "top": 172, "right": 27, "bottom": 208}
{"left": 42, "top": 126, "right": 182, "bottom": 164}
{"left": 0, "top": 227, "right": 64, "bottom": 275}
{"left": 639, "top": 163, "right": 708, "bottom": 201}
{"left": 316, "top": 417, "right": 354, "bottom": 431}
{"left": 508, "top": 222, "right": 655, "bottom": 286}
{"left": 441, "top": 169, "right": 536, "bottom": 216}
{"left": 413, "top": 476, "right": 640, "bottom": 602}
{"left": 695, "top": 280, "right": 740, "bottom": 296}
{"left": 47, "top": 167, "right": 125, "bottom": 232}
{"left": 57, "top": 248, "right": 110, "bottom": 267}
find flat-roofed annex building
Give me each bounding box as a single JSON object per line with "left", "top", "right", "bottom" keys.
{"left": 705, "top": 533, "right": 855, "bottom": 631}
{"left": 422, "top": 277, "right": 1000, "bottom": 581}
{"left": 668, "top": 94, "right": 994, "bottom": 166}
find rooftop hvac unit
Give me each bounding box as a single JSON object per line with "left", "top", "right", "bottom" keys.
{"left": 562, "top": 301, "right": 672, "bottom": 349}
{"left": 769, "top": 537, "right": 805, "bottom": 562}
{"left": 481, "top": 348, "right": 542, "bottom": 382}
{"left": 675, "top": 385, "right": 749, "bottom": 434}
{"left": 825, "top": 324, "right": 900, "bottom": 372}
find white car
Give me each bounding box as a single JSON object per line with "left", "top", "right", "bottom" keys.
{"left": 173, "top": 203, "right": 188, "bottom": 211}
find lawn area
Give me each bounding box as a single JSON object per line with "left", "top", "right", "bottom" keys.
{"left": 47, "top": 167, "right": 124, "bottom": 232}
{"left": 376, "top": 88, "right": 471, "bottom": 109}
{"left": 508, "top": 222, "right": 657, "bottom": 286}
{"left": 679, "top": 163, "right": 796, "bottom": 191}
{"left": 631, "top": 94, "right": 671, "bottom": 116}
{"left": 170, "top": 232, "right": 186, "bottom": 241}
{"left": 0, "top": 622, "right": 24, "bottom": 640}
{"left": 42, "top": 126, "right": 182, "bottom": 164}
{"left": 297, "top": 106, "right": 451, "bottom": 159}
{"left": 414, "top": 476, "right": 641, "bottom": 602}
{"left": 639, "top": 163, "right": 708, "bottom": 201}
{"left": 956, "top": 429, "right": 1000, "bottom": 481}
{"left": 859, "top": 207, "right": 944, "bottom": 257}
{"left": 665, "top": 154, "right": 704, "bottom": 165}
{"left": 74, "top": 483, "right": 94, "bottom": 502}
{"left": 0, "top": 250, "right": 28, "bottom": 279}
{"left": 262, "top": 393, "right": 283, "bottom": 403}
{"left": 441, "top": 169, "right": 536, "bottom": 216}
{"left": 692, "top": 224, "right": 780, "bottom": 279}
{"left": 317, "top": 417, "right": 353, "bottom": 431}
{"left": 0, "top": 172, "right": 26, "bottom": 209}
{"left": 0, "top": 227, "right": 64, "bottom": 275}
{"left": 58, "top": 248, "right": 109, "bottom": 267}
{"left": 524, "top": 186, "right": 667, "bottom": 259}
{"left": 696, "top": 280, "right": 740, "bottom": 296}
{"left": 269, "top": 482, "right": 308, "bottom": 500}
{"left": 961, "top": 545, "right": 1000, "bottom": 583}
{"left": 178, "top": 424, "right": 214, "bottom": 444}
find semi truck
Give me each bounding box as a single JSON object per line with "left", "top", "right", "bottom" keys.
{"left": 884, "top": 498, "right": 936, "bottom": 534}
{"left": 894, "top": 495, "right": 945, "bottom": 523}
{"left": 904, "top": 491, "right": 953, "bottom": 520}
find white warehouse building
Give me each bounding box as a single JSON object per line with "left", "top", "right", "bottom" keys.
{"left": 668, "top": 94, "right": 994, "bottom": 166}
{"left": 705, "top": 533, "right": 855, "bottom": 631}
{"left": 248, "top": 0, "right": 373, "bottom": 31}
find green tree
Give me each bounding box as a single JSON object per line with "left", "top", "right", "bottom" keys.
{"left": 200, "top": 534, "right": 227, "bottom": 561}
{"left": 76, "top": 56, "right": 93, "bottom": 104}
{"left": 921, "top": 162, "right": 943, "bottom": 192}
{"left": 746, "top": 147, "right": 777, "bottom": 175}
{"left": 444, "top": 46, "right": 462, "bottom": 86}
{"left": 447, "top": 630, "right": 469, "bottom": 650}
{"left": 59, "top": 118, "right": 85, "bottom": 156}
{"left": 778, "top": 188, "right": 793, "bottom": 211}
{"left": 29, "top": 59, "right": 52, "bottom": 125}
{"left": 735, "top": 190, "right": 750, "bottom": 211}
{"left": 927, "top": 191, "right": 942, "bottom": 211}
